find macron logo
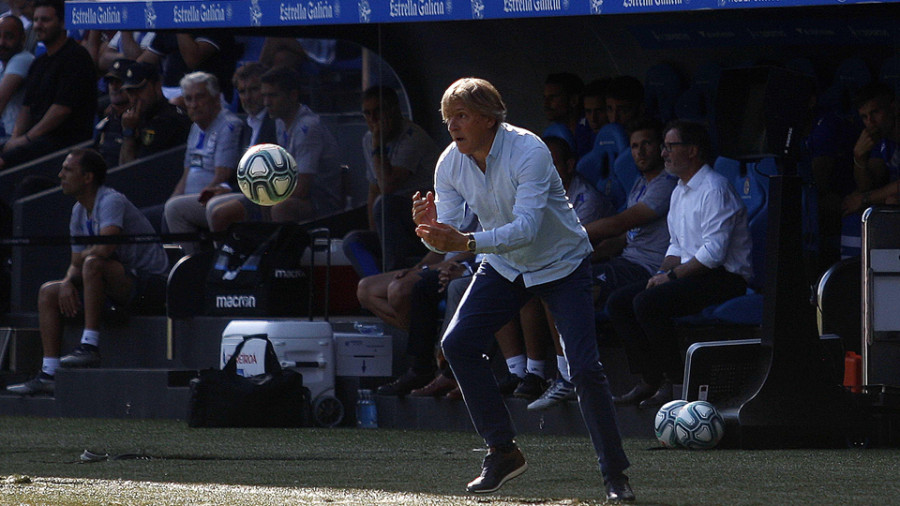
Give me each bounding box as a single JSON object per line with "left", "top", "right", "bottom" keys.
{"left": 216, "top": 295, "right": 257, "bottom": 308}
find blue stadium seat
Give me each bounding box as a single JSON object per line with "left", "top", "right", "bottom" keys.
{"left": 819, "top": 57, "right": 872, "bottom": 115}
{"left": 612, "top": 150, "right": 640, "bottom": 212}
{"left": 675, "top": 62, "right": 721, "bottom": 124}
{"left": 712, "top": 156, "right": 742, "bottom": 184}
{"left": 576, "top": 123, "right": 629, "bottom": 211}
{"left": 840, "top": 213, "right": 862, "bottom": 259}
{"left": 879, "top": 55, "right": 900, "bottom": 98}
{"left": 644, "top": 63, "right": 684, "bottom": 123}
{"left": 543, "top": 122, "right": 577, "bottom": 153}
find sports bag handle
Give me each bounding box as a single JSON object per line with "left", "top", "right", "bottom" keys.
{"left": 222, "top": 333, "right": 282, "bottom": 375}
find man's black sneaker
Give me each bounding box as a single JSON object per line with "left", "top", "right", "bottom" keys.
{"left": 6, "top": 373, "right": 55, "bottom": 395}
{"left": 466, "top": 445, "right": 528, "bottom": 494}
{"left": 60, "top": 344, "right": 101, "bottom": 368}
{"left": 497, "top": 372, "right": 522, "bottom": 396}
{"left": 513, "top": 373, "right": 548, "bottom": 401}
{"left": 375, "top": 369, "right": 433, "bottom": 396}
{"left": 605, "top": 474, "right": 636, "bottom": 502}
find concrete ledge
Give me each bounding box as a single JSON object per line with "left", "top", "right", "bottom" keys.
{"left": 54, "top": 368, "right": 194, "bottom": 419}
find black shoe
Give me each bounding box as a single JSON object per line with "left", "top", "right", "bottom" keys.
{"left": 605, "top": 474, "right": 635, "bottom": 502}
{"left": 466, "top": 445, "right": 528, "bottom": 494}
{"left": 6, "top": 373, "right": 55, "bottom": 395}
{"left": 375, "top": 369, "right": 433, "bottom": 396}
{"left": 638, "top": 380, "right": 673, "bottom": 409}
{"left": 612, "top": 381, "right": 657, "bottom": 406}
{"left": 513, "top": 373, "right": 548, "bottom": 401}
{"left": 497, "top": 372, "right": 522, "bottom": 396}
{"left": 60, "top": 344, "right": 101, "bottom": 368}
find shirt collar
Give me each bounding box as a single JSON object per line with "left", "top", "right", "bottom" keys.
{"left": 479, "top": 123, "right": 506, "bottom": 167}
{"left": 680, "top": 163, "right": 713, "bottom": 190}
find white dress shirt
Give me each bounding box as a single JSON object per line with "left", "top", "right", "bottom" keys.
{"left": 666, "top": 164, "right": 753, "bottom": 281}
{"left": 433, "top": 123, "right": 592, "bottom": 287}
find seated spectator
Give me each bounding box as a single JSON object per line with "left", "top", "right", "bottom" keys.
{"left": 139, "top": 31, "right": 237, "bottom": 105}
{"left": 259, "top": 37, "right": 310, "bottom": 73}
{"left": 262, "top": 66, "right": 342, "bottom": 222}
{"left": 582, "top": 78, "right": 610, "bottom": 135}
{"left": 93, "top": 58, "right": 133, "bottom": 169}
{"left": 343, "top": 86, "right": 439, "bottom": 277}
{"left": 164, "top": 72, "right": 242, "bottom": 255}
{"left": 6, "top": 148, "right": 168, "bottom": 395}
{"left": 842, "top": 82, "right": 899, "bottom": 216}
{"left": 205, "top": 62, "right": 277, "bottom": 234}
{"left": 0, "top": 14, "right": 33, "bottom": 143}
{"left": 605, "top": 75, "right": 645, "bottom": 126}
{"left": 542, "top": 72, "right": 593, "bottom": 159}
{"left": 0, "top": 0, "right": 96, "bottom": 171}
{"left": 606, "top": 121, "right": 751, "bottom": 409}
{"left": 2, "top": 0, "right": 36, "bottom": 54}
{"left": 545, "top": 135, "right": 613, "bottom": 224}
{"left": 119, "top": 61, "right": 191, "bottom": 166}
{"left": 374, "top": 251, "right": 477, "bottom": 396}
{"left": 356, "top": 251, "right": 446, "bottom": 333}
{"left": 514, "top": 134, "right": 617, "bottom": 408}
{"left": 531, "top": 119, "right": 677, "bottom": 410}
{"left": 410, "top": 268, "right": 526, "bottom": 401}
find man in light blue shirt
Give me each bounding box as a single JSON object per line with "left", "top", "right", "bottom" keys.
{"left": 607, "top": 120, "right": 752, "bottom": 409}
{"left": 413, "top": 77, "right": 633, "bottom": 502}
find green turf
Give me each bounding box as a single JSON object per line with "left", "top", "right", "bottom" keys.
{"left": 0, "top": 416, "right": 897, "bottom": 505}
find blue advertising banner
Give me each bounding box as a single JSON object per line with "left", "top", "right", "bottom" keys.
{"left": 66, "top": 0, "right": 897, "bottom": 30}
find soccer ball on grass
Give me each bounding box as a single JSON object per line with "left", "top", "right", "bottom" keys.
{"left": 237, "top": 143, "right": 298, "bottom": 206}
{"left": 654, "top": 400, "right": 688, "bottom": 448}
{"left": 674, "top": 400, "right": 725, "bottom": 450}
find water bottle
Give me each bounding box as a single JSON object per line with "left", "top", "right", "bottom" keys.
{"left": 356, "top": 389, "right": 378, "bottom": 429}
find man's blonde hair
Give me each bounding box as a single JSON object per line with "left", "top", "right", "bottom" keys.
{"left": 440, "top": 78, "right": 507, "bottom": 124}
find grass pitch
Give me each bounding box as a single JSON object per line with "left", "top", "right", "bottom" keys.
{"left": 0, "top": 416, "right": 897, "bottom": 505}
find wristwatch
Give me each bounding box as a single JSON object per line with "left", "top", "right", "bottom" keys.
{"left": 667, "top": 268, "right": 678, "bottom": 281}
{"left": 122, "top": 127, "right": 136, "bottom": 138}
{"left": 466, "top": 234, "right": 476, "bottom": 253}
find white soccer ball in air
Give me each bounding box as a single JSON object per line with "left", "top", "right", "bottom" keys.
{"left": 237, "top": 143, "right": 298, "bottom": 206}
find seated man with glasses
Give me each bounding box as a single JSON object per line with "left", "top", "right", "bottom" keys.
{"left": 606, "top": 120, "right": 752, "bottom": 408}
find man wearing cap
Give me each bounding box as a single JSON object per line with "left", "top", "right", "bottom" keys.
{"left": 119, "top": 61, "right": 190, "bottom": 166}
{"left": 0, "top": 14, "right": 33, "bottom": 144}
{"left": 93, "top": 58, "right": 134, "bottom": 169}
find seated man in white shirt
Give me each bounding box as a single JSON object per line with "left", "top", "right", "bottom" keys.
{"left": 606, "top": 120, "right": 752, "bottom": 409}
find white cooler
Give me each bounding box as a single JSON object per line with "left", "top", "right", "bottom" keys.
{"left": 221, "top": 320, "right": 343, "bottom": 427}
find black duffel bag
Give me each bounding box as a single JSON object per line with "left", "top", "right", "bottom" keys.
{"left": 188, "top": 334, "right": 312, "bottom": 428}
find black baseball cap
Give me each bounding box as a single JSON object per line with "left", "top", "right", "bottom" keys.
{"left": 104, "top": 58, "right": 134, "bottom": 83}
{"left": 121, "top": 62, "right": 159, "bottom": 90}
